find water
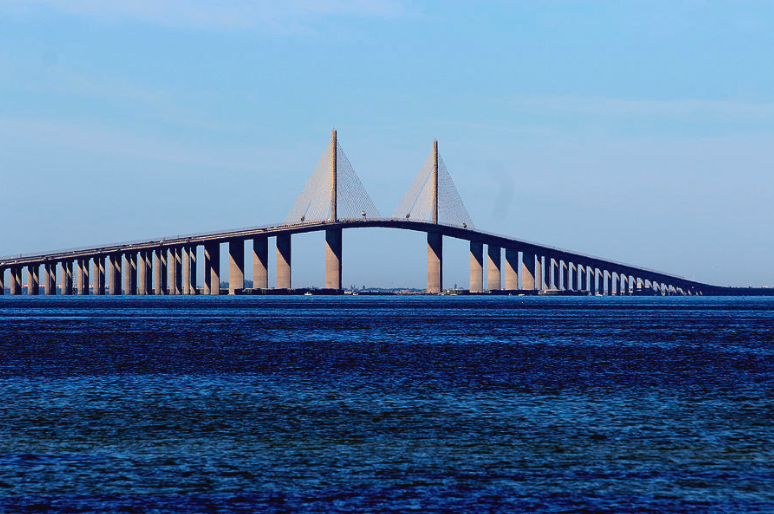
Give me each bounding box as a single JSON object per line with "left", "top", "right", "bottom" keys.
{"left": 0, "top": 296, "right": 772, "bottom": 513}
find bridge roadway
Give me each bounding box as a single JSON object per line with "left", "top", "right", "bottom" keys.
{"left": 0, "top": 218, "right": 718, "bottom": 296}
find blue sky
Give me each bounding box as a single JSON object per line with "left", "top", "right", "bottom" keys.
{"left": 1, "top": 0, "right": 773, "bottom": 287}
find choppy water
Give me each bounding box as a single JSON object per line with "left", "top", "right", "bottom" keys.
{"left": 0, "top": 296, "right": 772, "bottom": 513}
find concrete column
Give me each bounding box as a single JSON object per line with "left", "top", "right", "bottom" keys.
{"left": 182, "top": 246, "right": 191, "bottom": 295}
{"left": 43, "top": 265, "right": 50, "bottom": 295}
{"left": 96, "top": 258, "right": 105, "bottom": 295}
{"left": 169, "top": 249, "right": 178, "bottom": 295}
{"left": 229, "top": 240, "right": 246, "bottom": 294}
{"left": 189, "top": 247, "right": 197, "bottom": 295}
{"left": 80, "top": 259, "right": 90, "bottom": 295}
{"left": 174, "top": 248, "right": 182, "bottom": 294}
{"left": 144, "top": 251, "right": 153, "bottom": 295}
{"left": 535, "top": 256, "right": 543, "bottom": 290}
{"left": 620, "top": 275, "right": 628, "bottom": 295}
{"left": 123, "top": 255, "right": 132, "bottom": 295}
{"left": 548, "top": 258, "right": 557, "bottom": 290}
{"left": 153, "top": 249, "right": 163, "bottom": 295}
{"left": 276, "top": 235, "right": 291, "bottom": 290}
{"left": 0, "top": 268, "right": 4, "bottom": 295}
{"left": 568, "top": 262, "right": 576, "bottom": 291}
{"left": 10, "top": 267, "right": 20, "bottom": 295}
{"left": 469, "top": 242, "right": 484, "bottom": 293}
{"left": 577, "top": 264, "right": 586, "bottom": 292}
{"left": 521, "top": 252, "right": 535, "bottom": 290}
{"left": 108, "top": 255, "right": 120, "bottom": 295}
{"left": 487, "top": 245, "right": 501, "bottom": 291}
{"left": 27, "top": 265, "right": 38, "bottom": 295}
{"left": 603, "top": 270, "right": 610, "bottom": 296}
{"left": 253, "top": 237, "right": 268, "bottom": 290}
{"left": 325, "top": 229, "right": 343, "bottom": 290}
{"left": 76, "top": 260, "right": 84, "bottom": 295}
{"left": 504, "top": 247, "right": 518, "bottom": 291}
{"left": 561, "top": 261, "right": 569, "bottom": 290}
{"left": 138, "top": 252, "right": 147, "bottom": 295}
{"left": 62, "top": 262, "right": 72, "bottom": 295}
{"left": 45, "top": 263, "right": 56, "bottom": 295}
{"left": 427, "top": 232, "right": 442, "bottom": 293}
{"left": 610, "top": 272, "right": 617, "bottom": 296}
{"left": 594, "top": 269, "right": 602, "bottom": 295}
{"left": 204, "top": 243, "right": 220, "bottom": 295}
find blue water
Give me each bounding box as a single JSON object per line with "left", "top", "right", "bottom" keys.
{"left": 0, "top": 296, "right": 772, "bottom": 513}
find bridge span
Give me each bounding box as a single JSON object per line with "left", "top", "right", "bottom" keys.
{"left": 0, "top": 131, "right": 759, "bottom": 297}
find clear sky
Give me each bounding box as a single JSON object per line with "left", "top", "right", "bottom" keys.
{"left": 1, "top": 0, "right": 772, "bottom": 288}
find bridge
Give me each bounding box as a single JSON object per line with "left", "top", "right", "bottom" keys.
{"left": 0, "top": 131, "right": 760, "bottom": 297}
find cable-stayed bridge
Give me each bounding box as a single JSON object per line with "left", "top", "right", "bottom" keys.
{"left": 0, "top": 131, "right": 764, "bottom": 297}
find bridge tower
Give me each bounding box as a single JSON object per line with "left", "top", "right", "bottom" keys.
{"left": 326, "top": 129, "right": 342, "bottom": 290}
{"left": 427, "top": 140, "right": 443, "bottom": 293}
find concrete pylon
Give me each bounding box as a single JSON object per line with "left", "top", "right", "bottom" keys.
{"left": 229, "top": 239, "right": 245, "bottom": 295}
{"left": 487, "top": 245, "right": 501, "bottom": 291}
{"left": 139, "top": 253, "right": 147, "bottom": 295}
{"left": 0, "top": 268, "right": 4, "bottom": 295}
{"left": 182, "top": 246, "right": 191, "bottom": 295}
{"left": 204, "top": 243, "right": 220, "bottom": 295}
{"left": 46, "top": 263, "right": 57, "bottom": 295}
{"left": 253, "top": 237, "right": 268, "bottom": 290}
{"left": 521, "top": 252, "right": 536, "bottom": 290}
{"left": 169, "top": 249, "right": 177, "bottom": 295}
{"left": 276, "top": 234, "right": 291, "bottom": 290}
{"left": 561, "top": 261, "right": 569, "bottom": 291}
{"left": 431, "top": 140, "right": 438, "bottom": 224}
{"left": 469, "top": 242, "right": 484, "bottom": 293}
{"left": 330, "top": 129, "right": 337, "bottom": 222}
{"left": 325, "top": 228, "right": 342, "bottom": 290}
{"left": 27, "top": 265, "right": 39, "bottom": 295}
{"left": 504, "top": 248, "right": 518, "bottom": 290}
{"left": 153, "top": 249, "right": 163, "bottom": 295}
{"left": 188, "top": 247, "right": 197, "bottom": 295}
{"left": 10, "top": 267, "right": 19, "bottom": 295}
{"left": 427, "top": 232, "right": 442, "bottom": 293}
{"left": 535, "top": 256, "right": 543, "bottom": 291}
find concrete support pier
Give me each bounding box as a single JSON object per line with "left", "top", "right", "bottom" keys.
{"left": 229, "top": 240, "right": 245, "bottom": 295}
{"left": 535, "top": 256, "right": 543, "bottom": 291}
{"left": 27, "top": 265, "right": 39, "bottom": 295}
{"left": 561, "top": 261, "right": 569, "bottom": 290}
{"left": 204, "top": 243, "right": 220, "bottom": 295}
{"left": 504, "top": 248, "right": 518, "bottom": 290}
{"left": 153, "top": 249, "right": 163, "bottom": 295}
{"left": 94, "top": 258, "right": 105, "bottom": 295}
{"left": 469, "top": 242, "right": 484, "bottom": 293}
{"left": 521, "top": 252, "right": 535, "bottom": 290}
{"left": 325, "top": 229, "right": 343, "bottom": 291}
{"left": 487, "top": 245, "right": 501, "bottom": 291}
{"left": 427, "top": 232, "right": 442, "bottom": 293}
{"left": 10, "top": 267, "right": 21, "bottom": 295}
{"left": 45, "top": 263, "right": 57, "bottom": 295}
{"left": 276, "top": 235, "right": 291, "bottom": 290}
{"left": 79, "top": 259, "right": 90, "bottom": 295}
{"left": 182, "top": 247, "right": 191, "bottom": 295}
{"left": 189, "top": 247, "right": 197, "bottom": 294}
{"left": 253, "top": 237, "right": 268, "bottom": 290}
{"left": 138, "top": 252, "right": 148, "bottom": 295}
{"left": 0, "top": 269, "right": 5, "bottom": 295}
{"left": 108, "top": 255, "right": 119, "bottom": 295}
{"left": 169, "top": 249, "right": 178, "bottom": 295}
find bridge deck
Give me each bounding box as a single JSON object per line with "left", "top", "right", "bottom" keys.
{"left": 0, "top": 218, "right": 710, "bottom": 290}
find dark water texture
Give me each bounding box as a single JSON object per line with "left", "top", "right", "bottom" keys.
{"left": 0, "top": 296, "right": 772, "bottom": 513}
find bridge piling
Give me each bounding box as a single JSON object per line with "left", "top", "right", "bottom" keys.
{"left": 153, "top": 249, "right": 163, "bottom": 295}
{"left": 504, "top": 247, "right": 518, "bottom": 291}
{"left": 469, "top": 242, "right": 484, "bottom": 293}
{"left": 521, "top": 252, "right": 535, "bottom": 290}
{"left": 204, "top": 243, "right": 220, "bottom": 295}
{"left": 325, "top": 229, "right": 342, "bottom": 290}
{"left": 535, "top": 256, "right": 543, "bottom": 291}
{"left": 253, "top": 237, "right": 268, "bottom": 290}
{"left": 169, "top": 249, "right": 178, "bottom": 295}
{"left": 0, "top": 268, "right": 4, "bottom": 295}
{"left": 139, "top": 253, "right": 148, "bottom": 295}
{"left": 229, "top": 240, "right": 245, "bottom": 294}
{"left": 10, "top": 267, "right": 19, "bottom": 295}
{"left": 276, "top": 235, "right": 291, "bottom": 290}
{"left": 182, "top": 247, "right": 190, "bottom": 295}
{"left": 427, "top": 232, "right": 442, "bottom": 293}
{"left": 28, "top": 265, "right": 39, "bottom": 295}
{"left": 189, "top": 247, "right": 197, "bottom": 294}
{"left": 487, "top": 245, "right": 501, "bottom": 291}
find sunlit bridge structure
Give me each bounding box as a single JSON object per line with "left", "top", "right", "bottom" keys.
{"left": 0, "top": 131, "right": 766, "bottom": 297}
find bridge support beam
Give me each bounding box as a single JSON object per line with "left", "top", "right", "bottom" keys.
{"left": 469, "top": 242, "right": 484, "bottom": 293}
{"left": 276, "top": 235, "right": 291, "bottom": 290}
{"left": 505, "top": 248, "right": 518, "bottom": 291}
{"left": 427, "top": 232, "right": 442, "bottom": 293}
{"left": 253, "top": 237, "right": 268, "bottom": 290}
{"left": 229, "top": 240, "right": 245, "bottom": 294}
{"left": 204, "top": 243, "right": 220, "bottom": 295}
{"left": 325, "top": 229, "right": 342, "bottom": 290}
{"left": 487, "top": 245, "right": 501, "bottom": 291}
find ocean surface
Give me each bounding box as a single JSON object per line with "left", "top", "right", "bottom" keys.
{"left": 0, "top": 296, "right": 772, "bottom": 513}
